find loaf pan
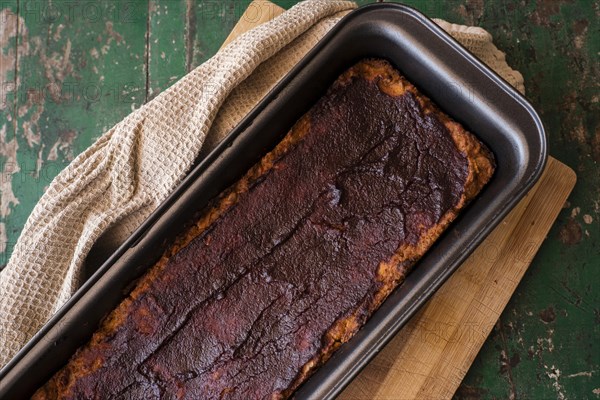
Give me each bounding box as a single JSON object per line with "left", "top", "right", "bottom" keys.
{"left": 0, "top": 3, "right": 546, "bottom": 399}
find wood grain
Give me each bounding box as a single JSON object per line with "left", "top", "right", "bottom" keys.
{"left": 227, "top": 2, "right": 577, "bottom": 398}
{"left": 222, "top": 0, "right": 285, "bottom": 48}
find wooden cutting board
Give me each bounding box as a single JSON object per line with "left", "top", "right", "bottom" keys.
{"left": 225, "top": 2, "right": 577, "bottom": 398}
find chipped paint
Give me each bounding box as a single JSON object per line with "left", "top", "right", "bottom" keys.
{"left": 0, "top": 9, "right": 17, "bottom": 111}
{"left": 0, "top": 8, "right": 27, "bottom": 221}
{"left": 0, "top": 124, "right": 20, "bottom": 217}
{"left": 52, "top": 24, "right": 65, "bottom": 42}
{"left": 565, "top": 370, "right": 596, "bottom": 378}
{"left": 500, "top": 349, "right": 521, "bottom": 374}
{"left": 18, "top": 89, "right": 43, "bottom": 147}
{"left": 34, "top": 143, "right": 44, "bottom": 179}
{"left": 527, "top": 345, "right": 535, "bottom": 359}
{"left": 47, "top": 130, "right": 76, "bottom": 161}
{"left": 496, "top": 322, "right": 518, "bottom": 400}
{"left": 530, "top": 0, "right": 572, "bottom": 27}
{"left": 572, "top": 19, "right": 589, "bottom": 49}
{"left": 592, "top": 126, "right": 600, "bottom": 162}
{"left": 0, "top": 222, "right": 6, "bottom": 254}
{"left": 0, "top": 9, "right": 17, "bottom": 48}
{"left": 571, "top": 122, "right": 588, "bottom": 147}
{"left": 539, "top": 306, "right": 557, "bottom": 323}
{"left": 545, "top": 365, "right": 566, "bottom": 400}
{"left": 13, "top": 27, "right": 78, "bottom": 168}
{"left": 100, "top": 21, "right": 125, "bottom": 55}
{"left": 455, "top": 0, "right": 484, "bottom": 26}
{"left": 583, "top": 214, "right": 593, "bottom": 224}
{"left": 453, "top": 385, "right": 489, "bottom": 399}
{"left": 537, "top": 329, "right": 556, "bottom": 353}
{"left": 34, "top": 36, "right": 75, "bottom": 103}
{"left": 105, "top": 21, "right": 124, "bottom": 44}
{"left": 558, "top": 217, "right": 583, "bottom": 245}
{"left": 509, "top": 319, "right": 527, "bottom": 348}
{"left": 0, "top": 9, "right": 28, "bottom": 111}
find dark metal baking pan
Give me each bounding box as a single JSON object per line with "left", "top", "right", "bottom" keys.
{"left": 0, "top": 3, "right": 546, "bottom": 399}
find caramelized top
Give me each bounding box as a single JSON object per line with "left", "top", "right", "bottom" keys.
{"left": 35, "top": 61, "right": 475, "bottom": 400}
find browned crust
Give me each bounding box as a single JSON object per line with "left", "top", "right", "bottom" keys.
{"left": 279, "top": 59, "right": 495, "bottom": 398}
{"left": 35, "top": 59, "right": 494, "bottom": 400}
{"left": 33, "top": 116, "right": 312, "bottom": 400}
{"left": 33, "top": 117, "right": 312, "bottom": 400}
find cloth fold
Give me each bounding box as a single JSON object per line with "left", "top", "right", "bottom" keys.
{"left": 0, "top": 0, "right": 524, "bottom": 369}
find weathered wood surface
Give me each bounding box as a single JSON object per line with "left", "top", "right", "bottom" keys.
{"left": 0, "top": 1, "right": 597, "bottom": 398}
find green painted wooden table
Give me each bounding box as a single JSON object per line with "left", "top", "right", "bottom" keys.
{"left": 0, "top": 0, "right": 598, "bottom": 398}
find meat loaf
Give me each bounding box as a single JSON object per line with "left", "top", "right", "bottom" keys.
{"left": 33, "top": 59, "right": 495, "bottom": 400}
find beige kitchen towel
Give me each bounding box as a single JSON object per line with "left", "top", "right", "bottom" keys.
{"left": 0, "top": 0, "right": 524, "bottom": 369}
